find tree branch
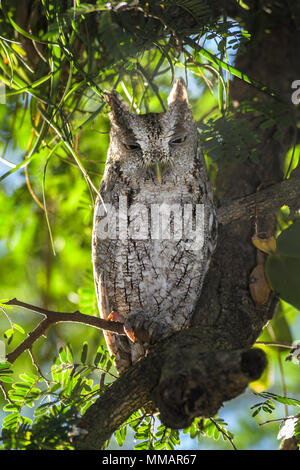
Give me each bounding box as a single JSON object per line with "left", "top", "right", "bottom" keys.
{"left": 74, "top": 327, "right": 267, "bottom": 450}
{"left": 217, "top": 169, "right": 300, "bottom": 226}
{"left": 3, "top": 298, "right": 125, "bottom": 364}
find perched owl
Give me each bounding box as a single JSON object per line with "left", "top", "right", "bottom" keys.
{"left": 92, "top": 78, "right": 217, "bottom": 374}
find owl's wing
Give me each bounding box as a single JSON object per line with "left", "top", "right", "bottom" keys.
{"left": 95, "top": 269, "right": 133, "bottom": 373}
{"left": 92, "top": 201, "right": 133, "bottom": 374}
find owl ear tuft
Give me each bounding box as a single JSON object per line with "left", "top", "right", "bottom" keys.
{"left": 104, "top": 90, "right": 132, "bottom": 127}
{"left": 166, "top": 78, "right": 192, "bottom": 124}
{"left": 167, "top": 78, "right": 189, "bottom": 107}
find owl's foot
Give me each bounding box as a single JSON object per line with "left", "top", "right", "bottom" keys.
{"left": 107, "top": 311, "right": 136, "bottom": 343}
{"left": 124, "top": 311, "right": 173, "bottom": 346}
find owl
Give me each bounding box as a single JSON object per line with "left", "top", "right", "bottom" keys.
{"left": 92, "top": 78, "right": 217, "bottom": 374}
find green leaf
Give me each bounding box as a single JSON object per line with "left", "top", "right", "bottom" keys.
{"left": 93, "top": 346, "right": 104, "bottom": 367}
{"left": 7, "top": 12, "right": 58, "bottom": 45}
{"left": 265, "top": 254, "right": 300, "bottom": 310}
{"left": 0, "top": 299, "right": 12, "bottom": 309}
{"left": 186, "top": 38, "right": 279, "bottom": 99}
{"left": 269, "top": 302, "right": 293, "bottom": 345}
{"left": 218, "top": 75, "right": 224, "bottom": 112}
{"left": 262, "top": 405, "right": 273, "bottom": 414}
{"left": 34, "top": 403, "right": 51, "bottom": 416}
{"left": 135, "top": 431, "right": 150, "bottom": 440}
{"left": 3, "top": 403, "right": 20, "bottom": 412}
{"left": 51, "top": 365, "right": 58, "bottom": 382}
{"left": 12, "top": 323, "right": 25, "bottom": 335}
{"left": 203, "top": 420, "right": 215, "bottom": 437}
{"left": 154, "top": 441, "right": 165, "bottom": 450}
{"left": 134, "top": 441, "right": 149, "bottom": 450}
{"left": 294, "top": 419, "right": 300, "bottom": 438}
{"left": 0, "top": 152, "right": 41, "bottom": 183}
{"left": 3, "top": 328, "right": 14, "bottom": 344}
{"left": 114, "top": 426, "right": 126, "bottom": 446}
{"left": 19, "top": 373, "right": 37, "bottom": 384}
{"left": 58, "top": 347, "right": 67, "bottom": 364}
{"left": 270, "top": 395, "right": 300, "bottom": 407}
{"left": 50, "top": 383, "right": 61, "bottom": 394}
{"left": 255, "top": 392, "right": 300, "bottom": 408}
{"left": 65, "top": 344, "right": 74, "bottom": 363}
{"left": 80, "top": 342, "right": 88, "bottom": 364}
{"left": 0, "top": 361, "right": 12, "bottom": 371}
{"left": 13, "top": 382, "right": 31, "bottom": 390}
{"left": 252, "top": 407, "right": 261, "bottom": 418}
{"left": 277, "top": 220, "right": 300, "bottom": 259}
{"left": 0, "top": 375, "right": 13, "bottom": 383}
{"left": 213, "top": 427, "right": 221, "bottom": 440}
{"left": 3, "top": 412, "right": 20, "bottom": 429}
{"left": 166, "top": 441, "right": 174, "bottom": 450}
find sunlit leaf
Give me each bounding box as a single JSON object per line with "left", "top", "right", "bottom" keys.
{"left": 277, "top": 220, "right": 300, "bottom": 259}
{"left": 266, "top": 255, "right": 300, "bottom": 310}
{"left": 80, "top": 342, "right": 88, "bottom": 364}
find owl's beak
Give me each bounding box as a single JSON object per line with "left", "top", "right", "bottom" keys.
{"left": 152, "top": 162, "right": 162, "bottom": 183}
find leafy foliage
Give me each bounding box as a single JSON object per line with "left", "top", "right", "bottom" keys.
{"left": 0, "top": 343, "right": 115, "bottom": 449}
{"left": 116, "top": 411, "right": 181, "bottom": 450}
{"left": 252, "top": 391, "right": 300, "bottom": 418}
{"left": 183, "top": 416, "right": 235, "bottom": 446}
{"left": 251, "top": 391, "right": 300, "bottom": 447}
{"left": 198, "top": 99, "right": 295, "bottom": 167}
{"left": 198, "top": 113, "right": 260, "bottom": 166}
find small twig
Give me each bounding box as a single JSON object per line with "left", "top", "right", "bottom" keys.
{"left": 267, "top": 324, "right": 288, "bottom": 418}
{"left": 0, "top": 382, "right": 13, "bottom": 403}
{"left": 28, "top": 347, "right": 50, "bottom": 383}
{"left": 217, "top": 171, "right": 300, "bottom": 225}
{"left": 0, "top": 306, "right": 14, "bottom": 330}
{"left": 209, "top": 418, "right": 237, "bottom": 450}
{"left": 3, "top": 298, "right": 125, "bottom": 364}
{"left": 99, "top": 372, "right": 106, "bottom": 392}
{"left": 25, "top": 164, "right": 45, "bottom": 210}
{"left": 255, "top": 341, "right": 292, "bottom": 349}
{"left": 259, "top": 416, "right": 291, "bottom": 426}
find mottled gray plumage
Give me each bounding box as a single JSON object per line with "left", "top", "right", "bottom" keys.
{"left": 92, "top": 79, "right": 217, "bottom": 374}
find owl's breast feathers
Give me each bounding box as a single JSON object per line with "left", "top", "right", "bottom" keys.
{"left": 93, "top": 170, "right": 216, "bottom": 321}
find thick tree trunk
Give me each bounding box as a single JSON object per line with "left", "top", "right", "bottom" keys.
{"left": 74, "top": 327, "right": 267, "bottom": 450}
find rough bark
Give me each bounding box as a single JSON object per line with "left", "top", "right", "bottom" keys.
{"left": 74, "top": 327, "right": 267, "bottom": 450}
{"left": 217, "top": 167, "right": 300, "bottom": 225}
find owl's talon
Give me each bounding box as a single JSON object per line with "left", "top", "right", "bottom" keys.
{"left": 125, "top": 315, "right": 150, "bottom": 344}
{"left": 107, "top": 312, "right": 136, "bottom": 342}
{"left": 107, "top": 311, "right": 125, "bottom": 323}
{"left": 124, "top": 312, "right": 173, "bottom": 346}
{"left": 123, "top": 325, "right": 136, "bottom": 343}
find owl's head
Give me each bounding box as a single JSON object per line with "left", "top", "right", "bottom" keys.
{"left": 104, "top": 78, "right": 198, "bottom": 183}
